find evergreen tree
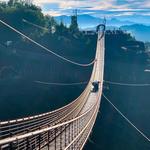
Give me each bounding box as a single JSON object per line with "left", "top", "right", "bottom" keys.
{"left": 55, "top": 21, "right": 68, "bottom": 35}
{"left": 69, "top": 14, "right": 79, "bottom": 33}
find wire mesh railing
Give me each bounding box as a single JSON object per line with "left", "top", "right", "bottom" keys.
{"left": 0, "top": 93, "right": 100, "bottom": 150}
{"left": 0, "top": 83, "right": 91, "bottom": 140}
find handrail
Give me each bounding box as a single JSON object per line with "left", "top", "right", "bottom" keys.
{"left": 0, "top": 91, "right": 100, "bottom": 145}
{"left": 0, "top": 91, "right": 88, "bottom": 136}
{"left": 0, "top": 81, "right": 90, "bottom": 125}
{"left": 64, "top": 98, "right": 99, "bottom": 150}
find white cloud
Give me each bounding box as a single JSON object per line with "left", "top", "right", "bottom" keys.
{"left": 1, "top": 0, "right": 150, "bottom": 17}
{"left": 43, "top": 10, "right": 62, "bottom": 16}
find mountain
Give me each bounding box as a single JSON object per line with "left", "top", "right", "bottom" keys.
{"left": 107, "top": 18, "right": 134, "bottom": 27}
{"left": 55, "top": 15, "right": 102, "bottom": 28}
{"left": 55, "top": 15, "right": 150, "bottom": 42}
{"left": 54, "top": 15, "right": 135, "bottom": 29}
{"left": 116, "top": 15, "right": 150, "bottom": 26}
{"left": 121, "top": 24, "right": 150, "bottom": 42}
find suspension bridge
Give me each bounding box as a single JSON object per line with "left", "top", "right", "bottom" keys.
{"left": 0, "top": 19, "right": 105, "bottom": 149}
{"left": 0, "top": 18, "right": 149, "bottom": 150}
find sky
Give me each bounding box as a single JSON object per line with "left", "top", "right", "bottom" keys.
{"left": 33, "top": 0, "right": 150, "bottom": 17}
{"left": 1, "top": 0, "right": 150, "bottom": 21}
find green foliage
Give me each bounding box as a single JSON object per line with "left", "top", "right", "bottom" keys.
{"left": 105, "top": 30, "right": 148, "bottom": 64}
{"left": 69, "top": 15, "right": 79, "bottom": 33}
{"left": 0, "top": 1, "right": 86, "bottom": 43}
{"left": 55, "top": 21, "right": 68, "bottom": 36}
{"left": 0, "top": 0, "right": 95, "bottom": 58}
{"left": 0, "top": 1, "right": 49, "bottom": 36}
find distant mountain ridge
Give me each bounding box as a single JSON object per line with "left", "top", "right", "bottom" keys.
{"left": 54, "top": 15, "right": 150, "bottom": 42}
{"left": 121, "top": 24, "right": 150, "bottom": 42}
{"left": 54, "top": 15, "right": 135, "bottom": 28}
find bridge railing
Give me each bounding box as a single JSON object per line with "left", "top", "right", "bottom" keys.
{"left": 0, "top": 82, "right": 92, "bottom": 140}
{"left": 0, "top": 90, "right": 100, "bottom": 150}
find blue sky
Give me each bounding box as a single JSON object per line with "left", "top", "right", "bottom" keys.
{"left": 1, "top": 0, "right": 150, "bottom": 21}
{"left": 31, "top": 0, "right": 150, "bottom": 17}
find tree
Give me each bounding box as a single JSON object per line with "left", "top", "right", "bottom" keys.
{"left": 69, "top": 15, "right": 79, "bottom": 33}
{"left": 44, "top": 16, "right": 57, "bottom": 33}
{"left": 55, "top": 21, "right": 68, "bottom": 36}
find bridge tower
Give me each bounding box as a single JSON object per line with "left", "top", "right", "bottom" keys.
{"left": 70, "top": 9, "right": 79, "bottom": 33}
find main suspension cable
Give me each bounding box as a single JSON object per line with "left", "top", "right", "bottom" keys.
{"left": 22, "top": 19, "right": 49, "bottom": 31}
{"left": 103, "top": 93, "right": 150, "bottom": 142}
{"left": 104, "top": 80, "right": 150, "bottom": 87}
{"left": 0, "top": 19, "right": 96, "bottom": 67}
{"left": 34, "top": 80, "right": 88, "bottom": 86}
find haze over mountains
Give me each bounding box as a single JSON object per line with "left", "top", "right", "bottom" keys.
{"left": 121, "top": 24, "right": 150, "bottom": 42}
{"left": 55, "top": 15, "right": 150, "bottom": 42}
{"left": 55, "top": 15, "right": 136, "bottom": 28}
